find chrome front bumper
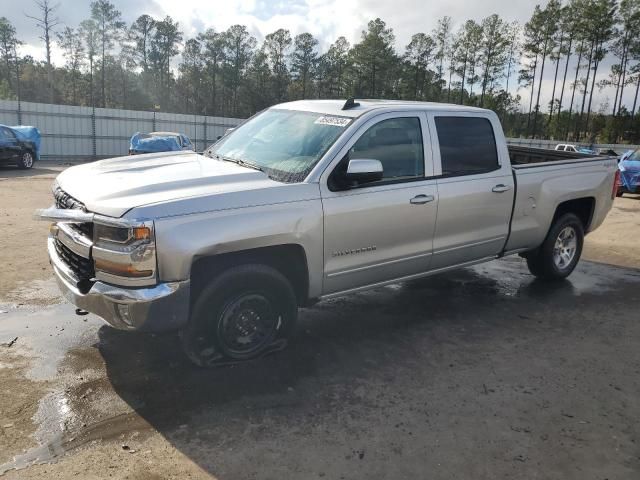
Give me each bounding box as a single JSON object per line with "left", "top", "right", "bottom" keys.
{"left": 48, "top": 237, "right": 190, "bottom": 332}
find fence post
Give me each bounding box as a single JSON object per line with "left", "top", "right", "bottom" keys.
{"left": 91, "top": 106, "right": 97, "bottom": 160}
{"left": 203, "top": 117, "right": 207, "bottom": 150}
{"left": 193, "top": 114, "right": 198, "bottom": 151}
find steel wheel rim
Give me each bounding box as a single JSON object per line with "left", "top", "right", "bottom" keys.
{"left": 218, "top": 293, "right": 279, "bottom": 357}
{"left": 553, "top": 226, "right": 577, "bottom": 270}
{"left": 23, "top": 152, "right": 33, "bottom": 168}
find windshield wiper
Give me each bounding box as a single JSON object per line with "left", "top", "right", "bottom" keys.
{"left": 215, "top": 154, "right": 265, "bottom": 173}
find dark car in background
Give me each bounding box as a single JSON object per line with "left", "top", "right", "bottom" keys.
{"left": 0, "top": 124, "right": 40, "bottom": 169}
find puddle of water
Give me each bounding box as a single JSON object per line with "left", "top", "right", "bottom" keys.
{"left": 0, "top": 412, "right": 150, "bottom": 476}
{"left": 0, "top": 303, "right": 102, "bottom": 381}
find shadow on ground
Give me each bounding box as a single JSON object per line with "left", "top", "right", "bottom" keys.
{"left": 92, "top": 258, "right": 640, "bottom": 479}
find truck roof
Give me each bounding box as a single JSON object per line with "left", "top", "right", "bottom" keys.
{"left": 272, "top": 99, "right": 492, "bottom": 118}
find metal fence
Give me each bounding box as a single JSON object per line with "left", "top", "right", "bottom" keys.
{"left": 0, "top": 100, "right": 243, "bottom": 161}
{"left": 2, "top": 99, "right": 639, "bottom": 161}
{"left": 506, "top": 137, "right": 640, "bottom": 153}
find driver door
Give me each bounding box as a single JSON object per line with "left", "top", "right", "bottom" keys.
{"left": 320, "top": 112, "right": 438, "bottom": 295}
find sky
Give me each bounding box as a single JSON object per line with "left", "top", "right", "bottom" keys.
{"left": 4, "top": 0, "right": 633, "bottom": 113}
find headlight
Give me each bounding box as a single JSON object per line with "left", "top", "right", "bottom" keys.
{"left": 92, "top": 220, "right": 157, "bottom": 286}
{"left": 94, "top": 224, "right": 151, "bottom": 244}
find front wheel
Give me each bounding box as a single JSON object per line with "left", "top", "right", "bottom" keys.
{"left": 525, "top": 213, "right": 584, "bottom": 281}
{"left": 181, "top": 264, "right": 298, "bottom": 367}
{"left": 18, "top": 151, "right": 34, "bottom": 169}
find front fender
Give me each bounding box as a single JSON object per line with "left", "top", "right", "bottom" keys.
{"left": 152, "top": 199, "right": 325, "bottom": 298}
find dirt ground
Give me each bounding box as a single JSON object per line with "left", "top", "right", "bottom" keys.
{"left": 0, "top": 162, "right": 639, "bottom": 480}
{"left": 0, "top": 165, "right": 65, "bottom": 306}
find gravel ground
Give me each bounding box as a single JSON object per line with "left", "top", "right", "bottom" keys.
{"left": 0, "top": 161, "right": 639, "bottom": 480}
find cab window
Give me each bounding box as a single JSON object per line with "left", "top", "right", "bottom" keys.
{"left": 348, "top": 117, "right": 424, "bottom": 181}
{"left": 435, "top": 116, "right": 499, "bottom": 176}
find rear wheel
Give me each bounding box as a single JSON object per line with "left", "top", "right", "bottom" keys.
{"left": 181, "top": 264, "right": 297, "bottom": 367}
{"left": 17, "top": 150, "right": 34, "bottom": 169}
{"left": 525, "top": 213, "right": 584, "bottom": 281}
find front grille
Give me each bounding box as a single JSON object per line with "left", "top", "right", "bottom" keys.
{"left": 54, "top": 187, "right": 94, "bottom": 239}
{"left": 54, "top": 238, "right": 95, "bottom": 292}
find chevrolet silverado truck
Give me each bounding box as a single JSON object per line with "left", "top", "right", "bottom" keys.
{"left": 38, "top": 99, "right": 619, "bottom": 367}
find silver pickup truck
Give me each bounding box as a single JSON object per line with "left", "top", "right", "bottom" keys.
{"left": 39, "top": 99, "right": 619, "bottom": 366}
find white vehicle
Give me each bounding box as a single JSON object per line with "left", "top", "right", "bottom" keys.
{"left": 555, "top": 144, "right": 579, "bottom": 152}
{"left": 39, "top": 99, "right": 619, "bottom": 366}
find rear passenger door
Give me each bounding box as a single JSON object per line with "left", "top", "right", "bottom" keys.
{"left": 428, "top": 114, "right": 515, "bottom": 269}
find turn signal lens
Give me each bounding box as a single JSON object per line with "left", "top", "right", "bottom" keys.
{"left": 94, "top": 258, "right": 153, "bottom": 278}
{"left": 132, "top": 226, "right": 151, "bottom": 242}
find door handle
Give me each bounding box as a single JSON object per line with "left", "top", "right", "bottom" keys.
{"left": 492, "top": 184, "right": 511, "bottom": 193}
{"left": 410, "top": 194, "right": 435, "bottom": 205}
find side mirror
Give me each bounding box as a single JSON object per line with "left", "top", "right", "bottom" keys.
{"left": 345, "top": 159, "right": 383, "bottom": 185}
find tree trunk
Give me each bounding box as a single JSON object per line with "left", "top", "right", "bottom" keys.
{"left": 548, "top": 32, "right": 563, "bottom": 126}
{"left": 613, "top": 64, "right": 621, "bottom": 116}
{"left": 584, "top": 47, "right": 601, "bottom": 139}
{"left": 72, "top": 70, "right": 77, "bottom": 105}
{"left": 565, "top": 40, "right": 583, "bottom": 139}
{"left": 617, "top": 41, "right": 629, "bottom": 115}
{"left": 632, "top": 75, "right": 640, "bottom": 116}
{"left": 45, "top": 29, "right": 53, "bottom": 103}
{"left": 89, "top": 58, "right": 94, "bottom": 108}
{"left": 459, "top": 54, "right": 468, "bottom": 105}
{"left": 576, "top": 40, "right": 595, "bottom": 141}
{"left": 556, "top": 36, "right": 573, "bottom": 124}
{"left": 531, "top": 46, "right": 548, "bottom": 138}
{"left": 526, "top": 55, "right": 539, "bottom": 137}
{"left": 480, "top": 45, "right": 493, "bottom": 108}
{"left": 101, "top": 33, "right": 106, "bottom": 107}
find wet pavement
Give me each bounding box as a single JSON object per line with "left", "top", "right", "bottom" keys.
{"left": 1, "top": 256, "right": 640, "bottom": 479}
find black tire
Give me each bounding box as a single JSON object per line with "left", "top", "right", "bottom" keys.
{"left": 17, "top": 150, "right": 34, "bottom": 169}
{"left": 525, "top": 213, "right": 584, "bottom": 281}
{"left": 180, "top": 264, "right": 298, "bottom": 367}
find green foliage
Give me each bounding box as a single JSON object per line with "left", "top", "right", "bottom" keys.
{"left": 2, "top": 1, "right": 640, "bottom": 143}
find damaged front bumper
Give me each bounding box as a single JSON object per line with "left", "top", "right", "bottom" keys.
{"left": 48, "top": 237, "right": 190, "bottom": 332}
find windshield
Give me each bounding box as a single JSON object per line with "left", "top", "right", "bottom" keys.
{"left": 206, "top": 109, "right": 351, "bottom": 183}
{"left": 625, "top": 149, "right": 640, "bottom": 162}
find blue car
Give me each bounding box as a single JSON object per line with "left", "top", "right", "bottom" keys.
{"left": 0, "top": 124, "right": 40, "bottom": 169}
{"left": 617, "top": 149, "right": 640, "bottom": 197}
{"left": 129, "top": 131, "right": 195, "bottom": 155}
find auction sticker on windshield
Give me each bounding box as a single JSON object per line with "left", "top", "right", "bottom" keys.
{"left": 314, "top": 116, "right": 352, "bottom": 127}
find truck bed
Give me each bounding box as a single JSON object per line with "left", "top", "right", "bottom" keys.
{"left": 508, "top": 145, "right": 612, "bottom": 167}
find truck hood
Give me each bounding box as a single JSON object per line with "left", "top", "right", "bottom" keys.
{"left": 55, "top": 151, "right": 297, "bottom": 218}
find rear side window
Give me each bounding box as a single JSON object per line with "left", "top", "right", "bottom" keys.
{"left": 434, "top": 117, "right": 499, "bottom": 176}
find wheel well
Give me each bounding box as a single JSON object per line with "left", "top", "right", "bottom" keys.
{"left": 553, "top": 197, "right": 595, "bottom": 231}
{"left": 190, "top": 245, "right": 310, "bottom": 306}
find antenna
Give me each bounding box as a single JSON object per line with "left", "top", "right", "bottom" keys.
{"left": 342, "top": 97, "right": 360, "bottom": 110}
